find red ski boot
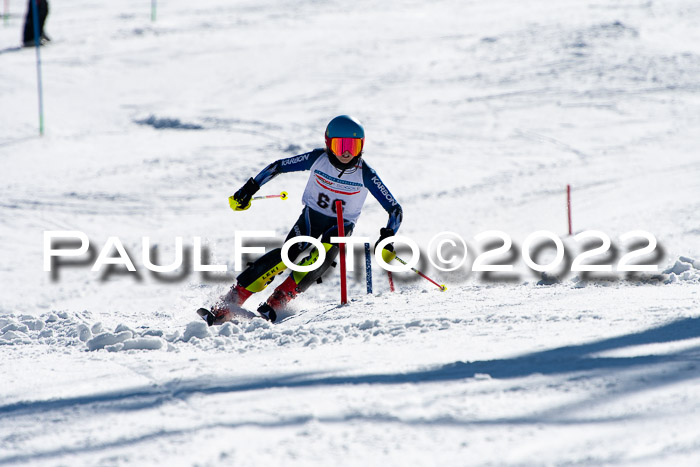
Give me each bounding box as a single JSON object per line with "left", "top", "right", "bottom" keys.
{"left": 198, "top": 284, "right": 253, "bottom": 326}
{"left": 257, "top": 275, "right": 299, "bottom": 323}
{"left": 221, "top": 283, "right": 253, "bottom": 309}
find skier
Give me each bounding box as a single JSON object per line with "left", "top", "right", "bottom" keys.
{"left": 199, "top": 115, "right": 402, "bottom": 325}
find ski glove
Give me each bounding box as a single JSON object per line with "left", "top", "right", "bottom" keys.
{"left": 229, "top": 177, "right": 260, "bottom": 211}
{"left": 375, "top": 227, "right": 396, "bottom": 263}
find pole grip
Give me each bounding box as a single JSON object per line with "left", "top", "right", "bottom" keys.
{"left": 335, "top": 201, "right": 347, "bottom": 305}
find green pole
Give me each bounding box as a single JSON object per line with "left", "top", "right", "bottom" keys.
{"left": 151, "top": 0, "right": 156, "bottom": 22}
{"left": 3, "top": 0, "right": 9, "bottom": 26}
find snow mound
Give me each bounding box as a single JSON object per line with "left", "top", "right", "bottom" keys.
{"left": 0, "top": 308, "right": 460, "bottom": 354}
{"left": 0, "top": 329, "right": 31, "bottom": 345}
{"left": 567, "top": 256, "right": 700, "bottom": 287}
{"left": 0, "top": 312, "right": 170, "bottom": 352}
{"left": 662, "top": 256, "right": 700, "bottom": 284}
{"left": 86, "top": 331, "right": 133, "bottom": 351}
{"left": 0, "top": 313, "right": 83, "bottom": 346}
{"left": 183, "top": 321, "right": 210, "bottom": 342}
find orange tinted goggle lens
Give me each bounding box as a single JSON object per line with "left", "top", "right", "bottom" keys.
{"left": 330, "top": 138, "right": 363, "bottom": 157}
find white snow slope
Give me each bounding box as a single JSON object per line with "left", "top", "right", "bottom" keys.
{"left": 1, "top": 0, "right": 700, "bottom": 465}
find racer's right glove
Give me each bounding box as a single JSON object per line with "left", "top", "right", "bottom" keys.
{"left": 228, "top": 177, "right": 260, "bottom": 211}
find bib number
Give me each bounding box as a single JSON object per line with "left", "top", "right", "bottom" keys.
{"left": 316, "top": 193, "right": 345, "bottom": 213}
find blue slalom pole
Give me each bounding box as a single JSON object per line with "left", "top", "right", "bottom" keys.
{"left": 364, "top": 243, "right": 373, "bottom": 294}
{"left": 31, "top": 0, "right": 44, "bottom": 135}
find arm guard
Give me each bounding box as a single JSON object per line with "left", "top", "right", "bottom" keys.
{"left": 362, "top": 162, "right": 403, "bottom": 233}
{"left": 253, "top": 148, "right": 325, "bottom": 187}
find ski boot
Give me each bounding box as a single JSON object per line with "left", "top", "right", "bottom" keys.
{"left": 198, "top": 283, "right": 253, "bottom": 326}
{"left": 257, "top": 275, "right": 299, "bottom": 323}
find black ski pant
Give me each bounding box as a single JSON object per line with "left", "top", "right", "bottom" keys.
{"left": 23, "top": 0, "right": 49, "bottom": 44}
{"left": 237, "top": 206, "right": 354, "bottom": 293}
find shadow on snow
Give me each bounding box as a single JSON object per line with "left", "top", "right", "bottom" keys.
{"left": 1, "top": 317, "right": 699, "bottom": 463}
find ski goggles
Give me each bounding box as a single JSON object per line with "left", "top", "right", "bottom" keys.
{"left": 329, "top": 137, "right": 364, "bottom": 157}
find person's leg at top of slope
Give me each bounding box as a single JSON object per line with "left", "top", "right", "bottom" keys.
{"left": 22, "top": 0, "right": 50, "bottom": 47}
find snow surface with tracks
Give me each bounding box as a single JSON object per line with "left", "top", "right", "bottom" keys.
{"left": 1, "top": 0, "right": 700, "bottom": 465}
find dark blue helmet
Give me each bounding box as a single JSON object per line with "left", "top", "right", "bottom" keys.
{"left": 325, "top": 115, "right": 365, "bottom": 157}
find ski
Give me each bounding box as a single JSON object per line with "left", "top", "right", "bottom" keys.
{"left": 196, "top": 307, "right": 218, "bottom": 326}
{"left": 196, "top": 306, "right": 260, "bottom": 325}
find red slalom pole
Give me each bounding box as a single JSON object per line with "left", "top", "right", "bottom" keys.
{"left": 387, "top": 271, "right": 395, "bottom": 292}
{"left": 567, "top": 184, "right": 572, "bottom": 235}
{"left": 335, "top": 201, "right": 347, "bottom": 305}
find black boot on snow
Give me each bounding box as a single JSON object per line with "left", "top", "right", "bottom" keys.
{"left": 256, "top": 303, "right": 277, "bottom": 323}
{"left": 197, "top": 307, "right": 232, "bottom": 326}
{"left": 197, "top": 308, "right": 216, "bottom": 326}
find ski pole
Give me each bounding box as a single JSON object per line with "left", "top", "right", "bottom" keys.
{"left": 32, "top": 0, "right": 45, "bottom": 136}
{"left": 252, "top": 191, "right": 288, "bottom": 201}
{"left": 393, "top": 254, "right": 447, "bottom": 292}
{"left": 364, "top": 243, "right": 373, "bottom": 294}
{"left": 229, "top": 191, "right": 288, "bottom": 211}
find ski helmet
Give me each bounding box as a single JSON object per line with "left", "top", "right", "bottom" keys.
{"left": 325, "top": 115, "right": 365, "bottom": 158}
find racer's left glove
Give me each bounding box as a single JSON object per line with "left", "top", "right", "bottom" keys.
{"left": 374, "top": 227, "right": 396, "bottom": 263}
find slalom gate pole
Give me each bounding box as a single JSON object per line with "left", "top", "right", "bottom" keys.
{"left": 364, "top": 243, "right": 373, "bottom": 294}
{"left": 335, "top": 201, "right": 347, "bottom": 305}
{"left": 567, "top": 184, "right": 572, "bottom": 235}
{"left": 393, "top": 255, "right": 447, "bottom": 292}
{"left": 151, "top": 0, "right": 157, "bottom": 21}
{"left": 31, "top": 0, "right": 44, "bottom": 136}
{"left": 252, "top": 191, "right": 288, "bottom": 201}
{"left": 387, "top": 271, "right": 395, "bottom": 292}
{"left": 3, "top": 0, "right": 8, "bottom": 25}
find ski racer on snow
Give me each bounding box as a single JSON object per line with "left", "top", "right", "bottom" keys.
{"left": 199, "top": 115, "right": 402, "bottom": 325}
